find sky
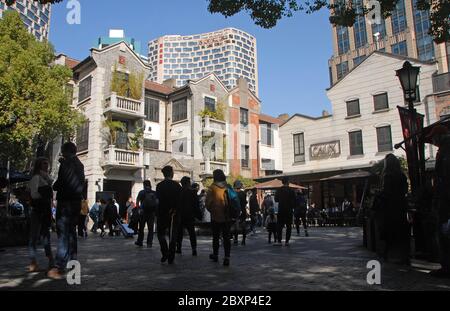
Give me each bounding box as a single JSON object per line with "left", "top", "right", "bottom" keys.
{"left": 49, "top": 0, "right": 333, "bottom": 118}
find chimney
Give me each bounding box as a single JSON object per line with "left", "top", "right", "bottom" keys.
{"left": 278, "top": 113, "right": 289, "bottom": 121}
{"left": 322, "top": 110, "right": 330, "bottom": 117}
{"left": 162, "top": 78, "right": 177, "bottom": 89}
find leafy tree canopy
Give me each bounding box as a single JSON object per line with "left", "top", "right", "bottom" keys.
{"left": 0, "top": 10, "right": 84, "bottom": 168}
{"left": 207, "top": 0, "right": 449, "bottom": 43}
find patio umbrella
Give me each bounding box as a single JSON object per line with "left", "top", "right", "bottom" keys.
{"left": 250, "top": 178, "right": 306, "bottom": 190}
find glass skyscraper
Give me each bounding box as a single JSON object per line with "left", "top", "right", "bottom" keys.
{"left": 0, "top": 0, "right": 51, "bottom": 41}
{"left": 148, "top": 28, "right": 258, "bottom": 95}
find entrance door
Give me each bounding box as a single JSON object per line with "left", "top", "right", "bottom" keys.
{"left": 103, "top": 180, "right": 132, "bottom": 218}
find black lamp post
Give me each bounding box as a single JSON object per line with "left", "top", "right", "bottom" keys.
{"left": 396, "top": 61, "right": 421, "bottom": 195}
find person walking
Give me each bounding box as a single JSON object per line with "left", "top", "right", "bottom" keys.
{"left": 294, "top": 191, "right": 309, "bottom": 237}
{"left": 233, "top": 180, "right": 248, "bottom": 245}
{"left": 156, "top": 166, "right": 181, "bottom": 264}
{"left": 28, "top": 157, "right": 54, "bottom": 272}
{"left": 135, "top": 180, "right": 158, "bottom": 247}
{"left": 97, "top": 199, "right": 107, "bottom": 236}
{"left": 261, "top": 194, "right": 274, "bottom": 228}
{"left": 78, "top": 198, "right": 89, "bottom": 238}
{"left": 176, "top": 176, "right": 198, "bottom": 256}
{"left": 89, "top": 199, "right": 101, "bottom": 233}
{"left": 379, "top": 153, "right": 410, "bottom": 265}
{"left": 48, "top": 142, "right": 85, "bottom": 279}
{"left": 249, "top": 188, "right": 259, "bottom": 235}
{"left": 104, "top": 198, "right": 119, "bottom": 237}
{"left": 265, "top": 207, "right": 277, "bottom": 244}
{"left": 126, "top": 197, "right": 135, "bottom": 224}
{"left": 274, "top": 177, "right": 296, "bottom": 246}
{"left": 428, "top": 125, "right": 450, "bottom": 278}
{"left": 206, "top": 169, "right": 232, "bottom": 266}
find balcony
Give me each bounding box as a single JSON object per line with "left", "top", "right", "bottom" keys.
{"left": 201, "top": 116, "right": 226, "bottom": 135}
{"left": 104, "top": 93, "right": 145, "bottom": 120}
{"left": 433, "top": 72, "right": 450, "bottom": 94}
{"left": 200, "top": 160, "right": 229, "bottom": 175}
{"left": 102, "top": 146, "right": 143, "bottom": 172}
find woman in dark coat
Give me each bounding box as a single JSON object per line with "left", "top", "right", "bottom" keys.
{"left": 380, "top": 154, "right": 410, "bottom": 264}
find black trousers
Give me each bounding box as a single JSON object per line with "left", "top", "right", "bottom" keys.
{"left": 212, "top": 221, "right": 231, "bottom": 258}
{"left": 77, "top": 215, "right": 87, "bottom": 237}
{"left": 233, "top": 219, "right": 247, "bottom": 242}
{"left": 294, "top": 214, "right": 308, "bottom": 233}
{"left": 157, "top": 217, "right": 177, "bottom": 259}
{"left": 137, "top": 213, "right": 155, "bottom": 245}
{"left": 277, "top": 217, "right": 292, "bottom": 243}
{"left": 439, "top": 229, "right": 450, "bottom": 271}
{"left": 176, "top": 221, "right": 197, "bottom": 251}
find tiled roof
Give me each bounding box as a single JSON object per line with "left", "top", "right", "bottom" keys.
{"left": 65, "top": 57, "right": 80, "bottom": 69}
{"left": 145, "top": 80, "right": 176, "bottom": 95}
{"left": 259, "top": 113, "right": 283, "bottom": 125}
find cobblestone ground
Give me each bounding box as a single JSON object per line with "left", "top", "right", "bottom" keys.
{"left": 1, "top": 226, "right": 449, "bottom": 291}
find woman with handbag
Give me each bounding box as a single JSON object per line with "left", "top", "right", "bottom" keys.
{"left": 28, "top": 157, "right": 55, "bottom": 272}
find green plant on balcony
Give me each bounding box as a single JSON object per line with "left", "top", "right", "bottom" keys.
{"left": 198, "top": 102, "right": 226, "bottom": 121}
{"left": 104, "top": 118, "right": 126, "bottom": 146}
{"left": 129, "top": 127, "right": 143, "bottom": 151}
{"left": 111, "top": 64, "right": 144, "bottom": 100}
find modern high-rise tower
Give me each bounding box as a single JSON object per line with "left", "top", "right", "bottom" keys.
{"left": 0, "top": 0, "right": 51, "bottom": 41}
{"left": 328, "top": 0, "right": 449, "bottom": 86}
{"left": 148, "top": 28, "right": 259, "bottom": 95}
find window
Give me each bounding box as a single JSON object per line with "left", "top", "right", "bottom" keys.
{"left": 241, "top": 145, "right": 249, "bottom": 168}
{"left": 204, "top": 96, "right": 216, "bottom": 112}
{"left": 413, "top": 0, "right": 435, "bottom": 61}
{"left": 145, "top": 97, "right": 159, "bottom": 122}
{"left": 372, "top": 20, "right": 386, "bottom": 39}
{"left": 391, "top": 0, "right": 407, "bottom": 34}
{"left": 293, "top": 133, "right": 305, "bottom": 163}
{"left": 144, "top": 139, "right": 159, "bottom": 150}
{"left": 376, "top": 126, "right": 393, "bottom": 152}
{"left": 349, "top": 130, "right": 364, "bottom": 155}
{"left": 336, "top": 25, "right": 350, "bottom": 55}
{"left": 260, "top": 122, "right": 273, "bottom": 146}
{"left": 78, "top": 76, "right": 92, "bottom": 102}
{"left": 353, "top": 55, "right": 367, "bottom": 66}
{"left": 240, "top": 108, "right": 248, "bottom": 130}
{"left": 392, "top": 41, "right": 408, "bottom": 56}
{"left": 353, "top": 0, "right": 368, "bottom": 49}
{"left": 346, "top": 99, "right": 360, "bottom": 117}
{"left": 172, "top": 138, "right": 187, "bottom": 154}
{"left": 374, "top": 93, "right": 389, "bottom": 111}
{"left": 172, "top": 98, "right": 187, "bottom": 122}
{"left": 336, "top": 61, "right": 348, "bottom": 80}
{"left": 76, "top": 121, "right": 89, "bottom": 152}
{"left": 261, "top": 158, "right": 275, "bottom": 170}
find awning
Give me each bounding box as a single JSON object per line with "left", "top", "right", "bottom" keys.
{"left": 250, "top": 178, "right": 307, "bottom": 190}
{"left": 320, "top": 170, "right": 372, "bottom": 181}
{"left": 421, "top": 116, "right": 450, "bottom": 144}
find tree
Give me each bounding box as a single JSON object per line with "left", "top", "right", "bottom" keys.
{"left": 207, "top": 0, "right": 449, "bottom": 43}
{"left": 0, "top": 11, "right": 84, "bottom": 168}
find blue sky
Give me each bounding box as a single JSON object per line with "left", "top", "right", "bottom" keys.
{"left": 49, "top": 0, "right": 333, "bottom": 117}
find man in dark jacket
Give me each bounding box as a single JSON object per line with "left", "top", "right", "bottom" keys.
{"left": 274, "top": 177, "right": 296, "bottom": 246}
{"left": 428, "top": 125, "right": 450, "bottom": 278}
{"left": 135, "top": 180, "right": 158, "bottom": 247}
{"left": 156, "top": 166, "right": 182, "bottom": 264}
{"left": 233, "top": 180, "right": 248, "bottom": 245}
{"left": 48, "top": 142, "right": 85, "bottom": 279}
{"left": 294, "top": 191, "right": 309, "bottom": 237}
{"left": 249, "top": 188, "right": 259, "bottom": 235}
{"left": 175, "top": 176, "right": 198, "bottom": 256}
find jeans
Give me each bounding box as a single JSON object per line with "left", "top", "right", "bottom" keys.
{"left": 29, "top": 211, "right": 53, "bottom": 262}
{"left": 78, "top": 215, "right": 87, "bottom": 237}
{"left": 277, "top": 216, "right": 292, "bottom": 243}
{"left": 212, "top": 221, "right": 231, "bottom": 258}
{"left": 157, "top": 217, "right": 177, "bottom": 259}
{"left": 137, "top": 212, "right": 155, "bottom": 245}
{"left": 176, "top": 221, "right": 197, "bottom": 251}
{"left": 55, "top": 200, "right": 81, "bottom": 271}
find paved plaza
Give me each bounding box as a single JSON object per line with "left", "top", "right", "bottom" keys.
{"left": 1, "top": 226, "right": 450, "bottom": 291}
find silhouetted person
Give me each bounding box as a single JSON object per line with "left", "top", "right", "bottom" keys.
{"left": 135, "top": 180, "right": 158, "bottom": 247}
{"left": 294, "top": 191, "right": 309, "bottom": 237}
{"left": 233, "top": 180, "right": 248, "bottom": 245}
{"left": 274, "top": 177, "right": 296, "bottom": 246}
{"left": 176, "top": 176, "right": 198, "bottom": 256}
{"left": 48, "top": 142, "right": 85, "bottom": 279}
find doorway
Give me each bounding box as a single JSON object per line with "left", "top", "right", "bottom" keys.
{"left": 103, "top": 179, "right": 132, "bottom": 218}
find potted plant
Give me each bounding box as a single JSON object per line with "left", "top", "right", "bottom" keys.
{"left": 104, "top": 118, "right": 126, "bottom": 146}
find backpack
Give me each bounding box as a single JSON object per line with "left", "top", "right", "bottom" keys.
{"left": 226, "top": 185, "right": 241, "bottom": 220}
{"left": 142, "top": 190, "right": 158, "bottom": 214}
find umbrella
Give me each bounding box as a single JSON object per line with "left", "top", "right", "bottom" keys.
{"left": 320, "top": 170, "right": 372, "bottom": 181}
{"left": 250, "top": 178, "right": 306, "bottom": 190}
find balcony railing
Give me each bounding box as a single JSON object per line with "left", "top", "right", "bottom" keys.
{"left": 201, "top": 116, "right": 226, "bottom": 134}
{"left": 104, "top": 93, "right": 145, "bottom": 119}
{"left": 103, "top": 146, "right": 143, "bottom": 169}
{"left": 200, "top": 160, "right": 229, "bottom": 175}
{"left": 433, "top": 72, "right": 450, "bottom": 93}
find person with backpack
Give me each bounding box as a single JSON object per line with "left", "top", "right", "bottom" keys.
{"left": 156, "top": 166, "right": 182, "bottom": 264}
{"left": 135, "top": 180, "right": 158, "bottom": 247}
{"left": 274, "top": 177, "right": 296, "bottom": 246}
{"left": 294, "top": 191, "right": 309, "bottom": 237}
{"left": 233, "top": 180, "right": 248, "bottom": 246}
{"left": 175, "top": 177, "right": 199, "bottom": 256}
{"left": 265, "top": 207, "right": 278, "bottom": 244}
{"left": 48, "top": 142, "right": 85, "bottom": 280}
{"left": 206, "top": 169, "right": 233, "bottom": 266}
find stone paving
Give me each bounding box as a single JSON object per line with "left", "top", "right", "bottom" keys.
{"left": 1, "top": 226, "right": 450, "bottom": 291}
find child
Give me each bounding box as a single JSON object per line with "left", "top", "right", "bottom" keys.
{"left": 265, "top": 207, "right": 277, "bottom": 244}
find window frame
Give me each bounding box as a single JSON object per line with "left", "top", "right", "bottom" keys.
{"left": 349, "top": 130, "right": 364, "bottom": 156}
{"left": 145, "top": 97, "right": 159, "bottom": 122}
{"left": 172, "top": 98, "right": 188, "bottom": 122}
{"left": 376, "top": 125, "right": 393, "bottom": 152}
{"left": 241, "top": 144, "right": 249, "bottom": 168}
{"left": 76, "top": 120, "right": 89, "bottom": 152}
{"left": 293, "top": 133, "right": 305, "bottom": 163}
{"left": 346, "top": 99, "right": 361, "bottom": 117}
{"left": 78, "top": 76, "right": 92, "bottom": 103}
{"left": 373, "top": 93, "right": 389, "bottom": 111}
{"left": 240, "top": 108, "right": 249, "bottom": 130}
{"left": 204, "top": 96, "right": 216, "bottom": 112}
